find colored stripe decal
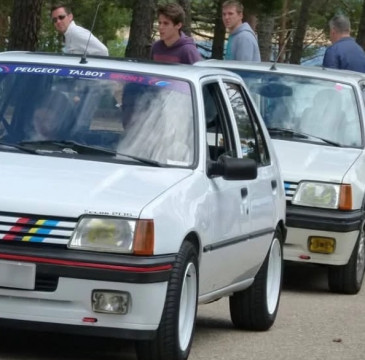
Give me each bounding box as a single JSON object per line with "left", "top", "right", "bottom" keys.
{"left": 1, "top": 217, "right": 61, "bottom": 243}
{"left": 0, "top": 253, "right": 173, "bottom": 273}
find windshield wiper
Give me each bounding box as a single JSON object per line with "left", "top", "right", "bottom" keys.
{"left": 268, "top": 127, "right": 309, "bottom": 139}
{"left": 115, "top": 152, "right": 164, "bottom": 167}
{"left": 0, "top": 141, "right": 39, "bottom": 154}
{"left": 19, "top": 140, "right": 116, "bottom": 156}
{"left": 268, "top": 127, "right": 342, "bottom": 147}
{"left": 19, "top": 140, "right": 164, "bottom": 166}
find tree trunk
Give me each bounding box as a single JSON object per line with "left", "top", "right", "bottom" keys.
{"left": 0, "top": 14, "right": 9, "bottom": 51}
{"left": 257, "top": 14, "right": 275, "bottom": 62}
{"left": 179, "top": 0, "right": 192, "bottom": 36}
{"left": 356, "top": 0, "right": 365, "bottom": 50}
{"left": 8, "top": 0, "right": 44, "bottom": 51}
{"left": 211, "top": 0, "right": 226, "bottom": 59}
{"left": 125, "top": 0, "right": 156, "bottom": 59}
{"left": 278, "top": 0, "right": 289, "bottom": 62}
{"left": 289, "top": 0, "right": 314, "bottom": 64}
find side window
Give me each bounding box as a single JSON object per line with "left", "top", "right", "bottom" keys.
{"left": 203, "top": 82, "right": 237, "bottom": 161}
{"left": 224, "top": 82, "right": 270, "bottom": 166}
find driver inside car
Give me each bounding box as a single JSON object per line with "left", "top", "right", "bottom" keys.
{"left": 30, "top": 91, "right": 74, "bottom": 141}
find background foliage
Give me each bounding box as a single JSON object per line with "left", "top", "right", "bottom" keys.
{"left": 1, "top": 0, "right": 365, "bottom": 62}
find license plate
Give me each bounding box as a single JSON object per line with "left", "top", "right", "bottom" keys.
{"left": 0, "top": 260, "right": 36, "bottom": 290}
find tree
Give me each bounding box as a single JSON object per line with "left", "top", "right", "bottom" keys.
{"left": 289, "top": 0, "right": 315, "bottom": 64}
{"left": 179, "top": 0, "right": 192, "bottom": 36}
{"left": 356, "top": 0, "right": 365, "bottom": 49}
{"left": 125, "top": 0, "right": 157, "bottom": 59}
{"left": 8, "top": 0, "right": 44, "bottom": 51}
{"left": 211, "top": 0, "right": 226, "bottom": 59}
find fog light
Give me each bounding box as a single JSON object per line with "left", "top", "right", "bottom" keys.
{"left": 308, "top": 237, "right": 335, "bottom": 254}
{"left": 92, "top": 290, "right": 130, "bottom": 314}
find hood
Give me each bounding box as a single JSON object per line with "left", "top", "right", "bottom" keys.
{"left": 232, "top": 22, "right": 256, "bottom": 37}
{"left": 0, "top": 152, "right": 192, "bottom": 218}
{"left": 273, "top": 139, "right": 361, "bottom": 183}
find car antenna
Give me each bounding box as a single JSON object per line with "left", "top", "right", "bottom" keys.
{"left": 270, "top": 30, "right": 292, "bottom": 71}
{"left": 80, "top": 1, "right": 102, "bottom": 64}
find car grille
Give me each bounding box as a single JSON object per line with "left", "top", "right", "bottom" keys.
{"left": 284, "top": 181, "right": 298, "bottom": 202}
{"left": 0, "top": 212, "right": 77, "bottom": 245}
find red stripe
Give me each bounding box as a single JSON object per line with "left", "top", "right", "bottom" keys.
{"left": 16, "top": 218, "right": 30, "bottom": 224}
{"left": 16, "top": 218, "right": 31, "bottom": 224}
{"left": 0, "top": 253, "right": 172, "bottom": 272}
{"left": 6, "top": 222, "right": 29, "bottom": 241}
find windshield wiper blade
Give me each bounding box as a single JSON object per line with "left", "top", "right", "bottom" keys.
{"left": 268, "top": 127, "right": 309, "bottom": 139}
{"left": 19, "top": 140, "right": 116, "bottom": 155}
{"left": 19, "top": 140, "right": 164, "bottom": 166}
{"left": 115, "top": 152, "right": 164, "bottom": 167}
{"left": 268, "top": 127, "right": 342, "bottom": 147}
{"left": 0, "top": 141, "right": 39, "bottom": 154}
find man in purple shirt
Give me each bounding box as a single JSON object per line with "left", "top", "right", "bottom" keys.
{"left": 151, "top": 3, "right": 202, "bottom": 64}
{"left": 323, "top": 14, "right": 365, "bottom": 72}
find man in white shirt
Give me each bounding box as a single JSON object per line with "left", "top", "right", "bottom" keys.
{"left": 51, "top": 3, "right": 108, "bottom": 56}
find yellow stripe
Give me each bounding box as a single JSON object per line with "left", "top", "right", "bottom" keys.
{"left": 35, "top": 219, "right": 46, "bottom": 226}
{"left": 23, "top": 236, "right": 32, "bottom": 242}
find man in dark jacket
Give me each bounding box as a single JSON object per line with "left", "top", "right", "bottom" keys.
{"left": 323, "top": 14, "right": 365, "bottom": 72}
{"left": 151, "top": 3, "right": 202, "bottom": 64}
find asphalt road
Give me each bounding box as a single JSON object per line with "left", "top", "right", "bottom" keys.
{"left": 0, "top": 263, "right": 364, "bottom": 360}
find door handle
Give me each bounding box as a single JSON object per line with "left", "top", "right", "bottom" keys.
{"left": 271, "top": 180, "right": 277, "bottom": 190}
{"left": 241, "top": 187, "right": 248, "bottom": 198}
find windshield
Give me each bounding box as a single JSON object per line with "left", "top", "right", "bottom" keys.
{"left": 234, "top": 70, "right": 362, "bottom": 148}
{"left": 0, "top": 64, "right": 194, "bottom": 167}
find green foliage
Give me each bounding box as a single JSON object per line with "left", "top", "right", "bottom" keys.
{"left": 107, "top": 38, "right": 127, "bottom": 57}
{"left": 306, "top": 0, "right": 363, "bottom": 36}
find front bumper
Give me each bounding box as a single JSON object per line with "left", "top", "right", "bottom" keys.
{"left": 284, "top": 205, "right": 363, "bottom": 265}
{"left": 0, "top": 243, "right": 175, "bottom": 339}
{"left": 286, "top": 206, "right": 362, "bottom": 232}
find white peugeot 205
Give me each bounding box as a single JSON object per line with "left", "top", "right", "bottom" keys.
{"left": 197, "top": 59, "right": 365, "bottom": 295}
{"left": 0, "top": 52, "right": 286, "bottom": 360}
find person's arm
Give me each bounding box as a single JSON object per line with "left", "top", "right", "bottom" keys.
{"left": 86, "top": 33, "right": 109, "bottom": 56}
{"left": 322, "top": 46, "right": 339, "bottom": 69}
{"left": 68, "top": 25, "right": 108, "bottom": 56}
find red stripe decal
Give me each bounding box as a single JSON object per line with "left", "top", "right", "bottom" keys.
{"left": 16, "top": 218, "right": 31, "bottom": 224}
{"left": 0, "top": 253, "right": 172, "bottom": 272}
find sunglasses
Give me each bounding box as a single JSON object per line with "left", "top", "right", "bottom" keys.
{"left": 52, "top": 14, "right": 67, "bottom": 23}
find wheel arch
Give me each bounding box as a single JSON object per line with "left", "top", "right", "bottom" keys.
{"left": 277, "top": 220, "right": 287, "bottom": 244}
{"left": 183, "top": 231, "right": 201, "bottom": 262}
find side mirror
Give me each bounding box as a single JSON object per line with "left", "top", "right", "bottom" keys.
{"left": 208, "top": 155, "right": 257, "bottom": 180}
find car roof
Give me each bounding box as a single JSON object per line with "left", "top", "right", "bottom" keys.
{"left": 195, "top": 59, "right": 365, "bottom": 84}
{"left": 0, "top": 51, "right": 242, "bottom": 83}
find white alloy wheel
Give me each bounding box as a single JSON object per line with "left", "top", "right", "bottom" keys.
{"left": 266, "top": 237, "right": 282, "bottom": 315}
{"left": 179, "top": 261, "right": 197, "bottom": 351}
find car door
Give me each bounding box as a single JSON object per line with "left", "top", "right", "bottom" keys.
{"left": 222, "top": 80, "right": 278, "bottom": 262}
{"left": 199, "top": 79, "right": 257, "bottom": 295}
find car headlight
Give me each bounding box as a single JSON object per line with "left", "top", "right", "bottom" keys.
{"left": 292, "top": 182, "right": 352, "bottom": 210}
{"left": 68, "top": 217, "right": 154, "bottom": 254}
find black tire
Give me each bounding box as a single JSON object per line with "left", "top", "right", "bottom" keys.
{"left": 328, "top": 221, "right": 365, "bottom": 294}
{"left": 135, "top": 241, "right": 198, "bottom": 360}
{"left": 229, "top": 228, "right": 283, "bottom": 331}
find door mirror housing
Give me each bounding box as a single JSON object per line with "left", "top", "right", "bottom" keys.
{"left": 208, "top": 156, "right": 257, "bottom": 180}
